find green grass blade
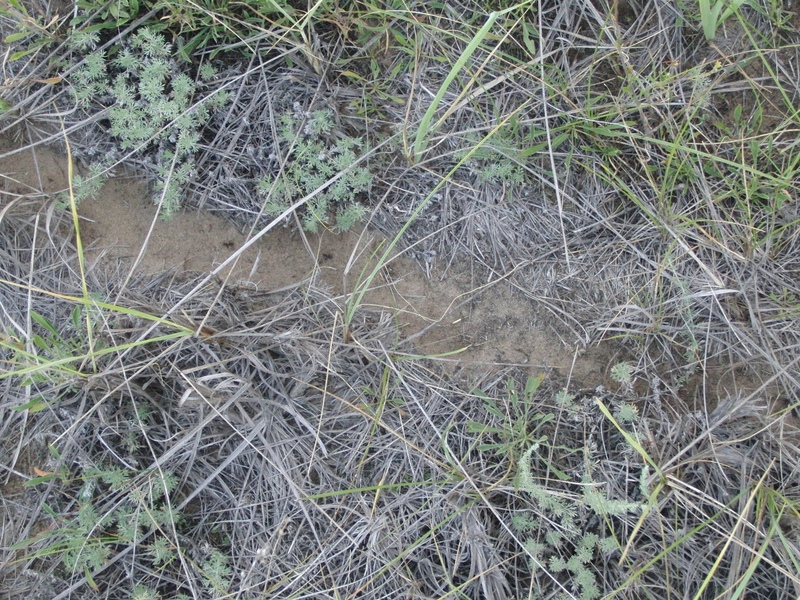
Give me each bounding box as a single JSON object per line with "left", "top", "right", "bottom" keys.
{"left": 410, "top": 11, "right": 498, "bottom": 163}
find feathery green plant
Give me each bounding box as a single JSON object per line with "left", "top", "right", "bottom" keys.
{"left": 257, "top": 107, "right": 372, "bottom": 232}
{"left": 67, "top": 27, "right": 228, "bottom": 217}
{"left": 508, "top": 389, "right": 647, "bottom": 600}
{"left": 56, "top": 162, "right": 107, "bottom": 208}
{"left": 515, "top": 447, "right": 643, "bottom": 599}
{"left": 610, "top": 361, "right": 634, "bottom": 391}
{"left": 10, "top": 465, "right": 203, "bottom": 595}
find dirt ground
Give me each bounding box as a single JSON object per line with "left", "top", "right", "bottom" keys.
{"left": 0, "top": 136, "right": 627, "bottom": 384}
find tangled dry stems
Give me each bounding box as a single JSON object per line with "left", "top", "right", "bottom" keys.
{"left": 2, "top": 2, "right": 799, "bottom": 398}
{"left": 1, "top": 211, "right": 799, "bottom": 598}
{"left": 2, "top": 0, "right": 800, "bottom": 598}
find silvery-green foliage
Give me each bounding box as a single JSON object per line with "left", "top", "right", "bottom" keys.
{"left": 58, "top": 162, "right": 107, "bottom": 208}
{"left": 67, "top": 27, "right": 229, "bottom": 217}
{"left": 132, "top": 585, "right": 161, "bottom": 600}
{"left": 30, "top": 465, "right": 227, "bottom": 596}
{"left": 202, "top": 549, "right": 232, "bottom": 592}
{"left": 514, "top": 399, "right": 645, "bottom": 600}
{"left": 610, "top": 361, "right": 634, "bottom": 387}
{"left": 455, "top": 128, "right": 526, "bottom": 195}
{"left": 257, "top": 107, "right": 372, "bottom": 232}
{"left": 582, "top": 485, "right": 643, "bottom": 516}
{"left": 148, "top": 537, "right": 173, "bottom": 565}
{"left": 554, "top": 388, "right": 577, "bottom": 410}
{"left": 616, "top": 401, "right": 639, "bottom": 423}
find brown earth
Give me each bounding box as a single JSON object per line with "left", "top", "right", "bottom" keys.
{"left": 3, "top": 135, "right": 770, "bottom": 404}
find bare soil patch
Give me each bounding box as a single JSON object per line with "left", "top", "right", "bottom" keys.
{"left": 1, "top": 135, "right": 617, "bottom": 385}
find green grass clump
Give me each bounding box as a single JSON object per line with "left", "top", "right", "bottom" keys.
{"left": 71, "top": 0, "right": 142, "bottom": 32}
{"left": 467, "top": 374, "right": 551, "bottom": 464}
{"left": 70, "top": 0, "right": 306, "bottom": 59}
{"left": 694, "top": 0, "right": 751, "bottom": 40}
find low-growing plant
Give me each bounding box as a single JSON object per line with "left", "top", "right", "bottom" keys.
{"left": 70, "top": 0, "right": 143, "bottom": 32}
{"left": 148, "top": 0, "right": 241, "bottom": 59}
{"left": 456, "top": 124, "right": 527, "bottom": 197}
{"left": 257, "top": 106, "right": 372, "bottom": 233}
{"left": 609, "top": 361, "right": 634, "bottom": 389}
{"left": 55, "top": 161, "right": 107, "bottom": 208}
{"left": 697, "top": 0, "right": 750, "bottom": 40}
{"left": 0, "top": 0, "right": 63, "bottom": 61}
{"left": 6, "top": 307, "right": 98, "bottom": 393}
{"left": 465, "top": 377, "right": 653, "bottom": 598}
{"left": 467, "top": 374, "right": 552, "bottom": 465}
{"left": 67, "top": 27, "right": 229, "bottom": 217}
{"left": 513, "top": 393, "right": 646, "bottom": 600}
{"left": 69, "top": 0, "right": 261, "bottom": 53}
{"left": 10, "top": 465, "right": 232, "bottom": 596}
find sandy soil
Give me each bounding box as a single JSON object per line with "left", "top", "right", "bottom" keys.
{"left": 11, "top": 136, "right": 752, "bottom": 395}
{"left": 0, "top": 136, "right": 620, "bottom": 384}
{"left": 2, "top": 136, "right": 774, "bottom": 407}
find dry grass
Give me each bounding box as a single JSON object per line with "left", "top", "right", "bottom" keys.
{"left": 2, "top": 0, "right": 800, "bottom": 598}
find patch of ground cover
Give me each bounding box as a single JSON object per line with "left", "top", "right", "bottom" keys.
{"left": 2, "top": 0, "right": 800, "bottom": 597}
{"left": 0, "top": 133, "right": 615, "bottom": 381}
{"left": 1, "top": 207, "right": 798, "bottom": 597}
{"left": 2, "top": 203, "right": 799, "bottom": 598}
{"left": 389, "top": 0, "right": 800, "bottom": 381}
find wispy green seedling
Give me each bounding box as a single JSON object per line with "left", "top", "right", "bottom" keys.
{"left": 408, "top": 11, "right": 499, "bottom": 164}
